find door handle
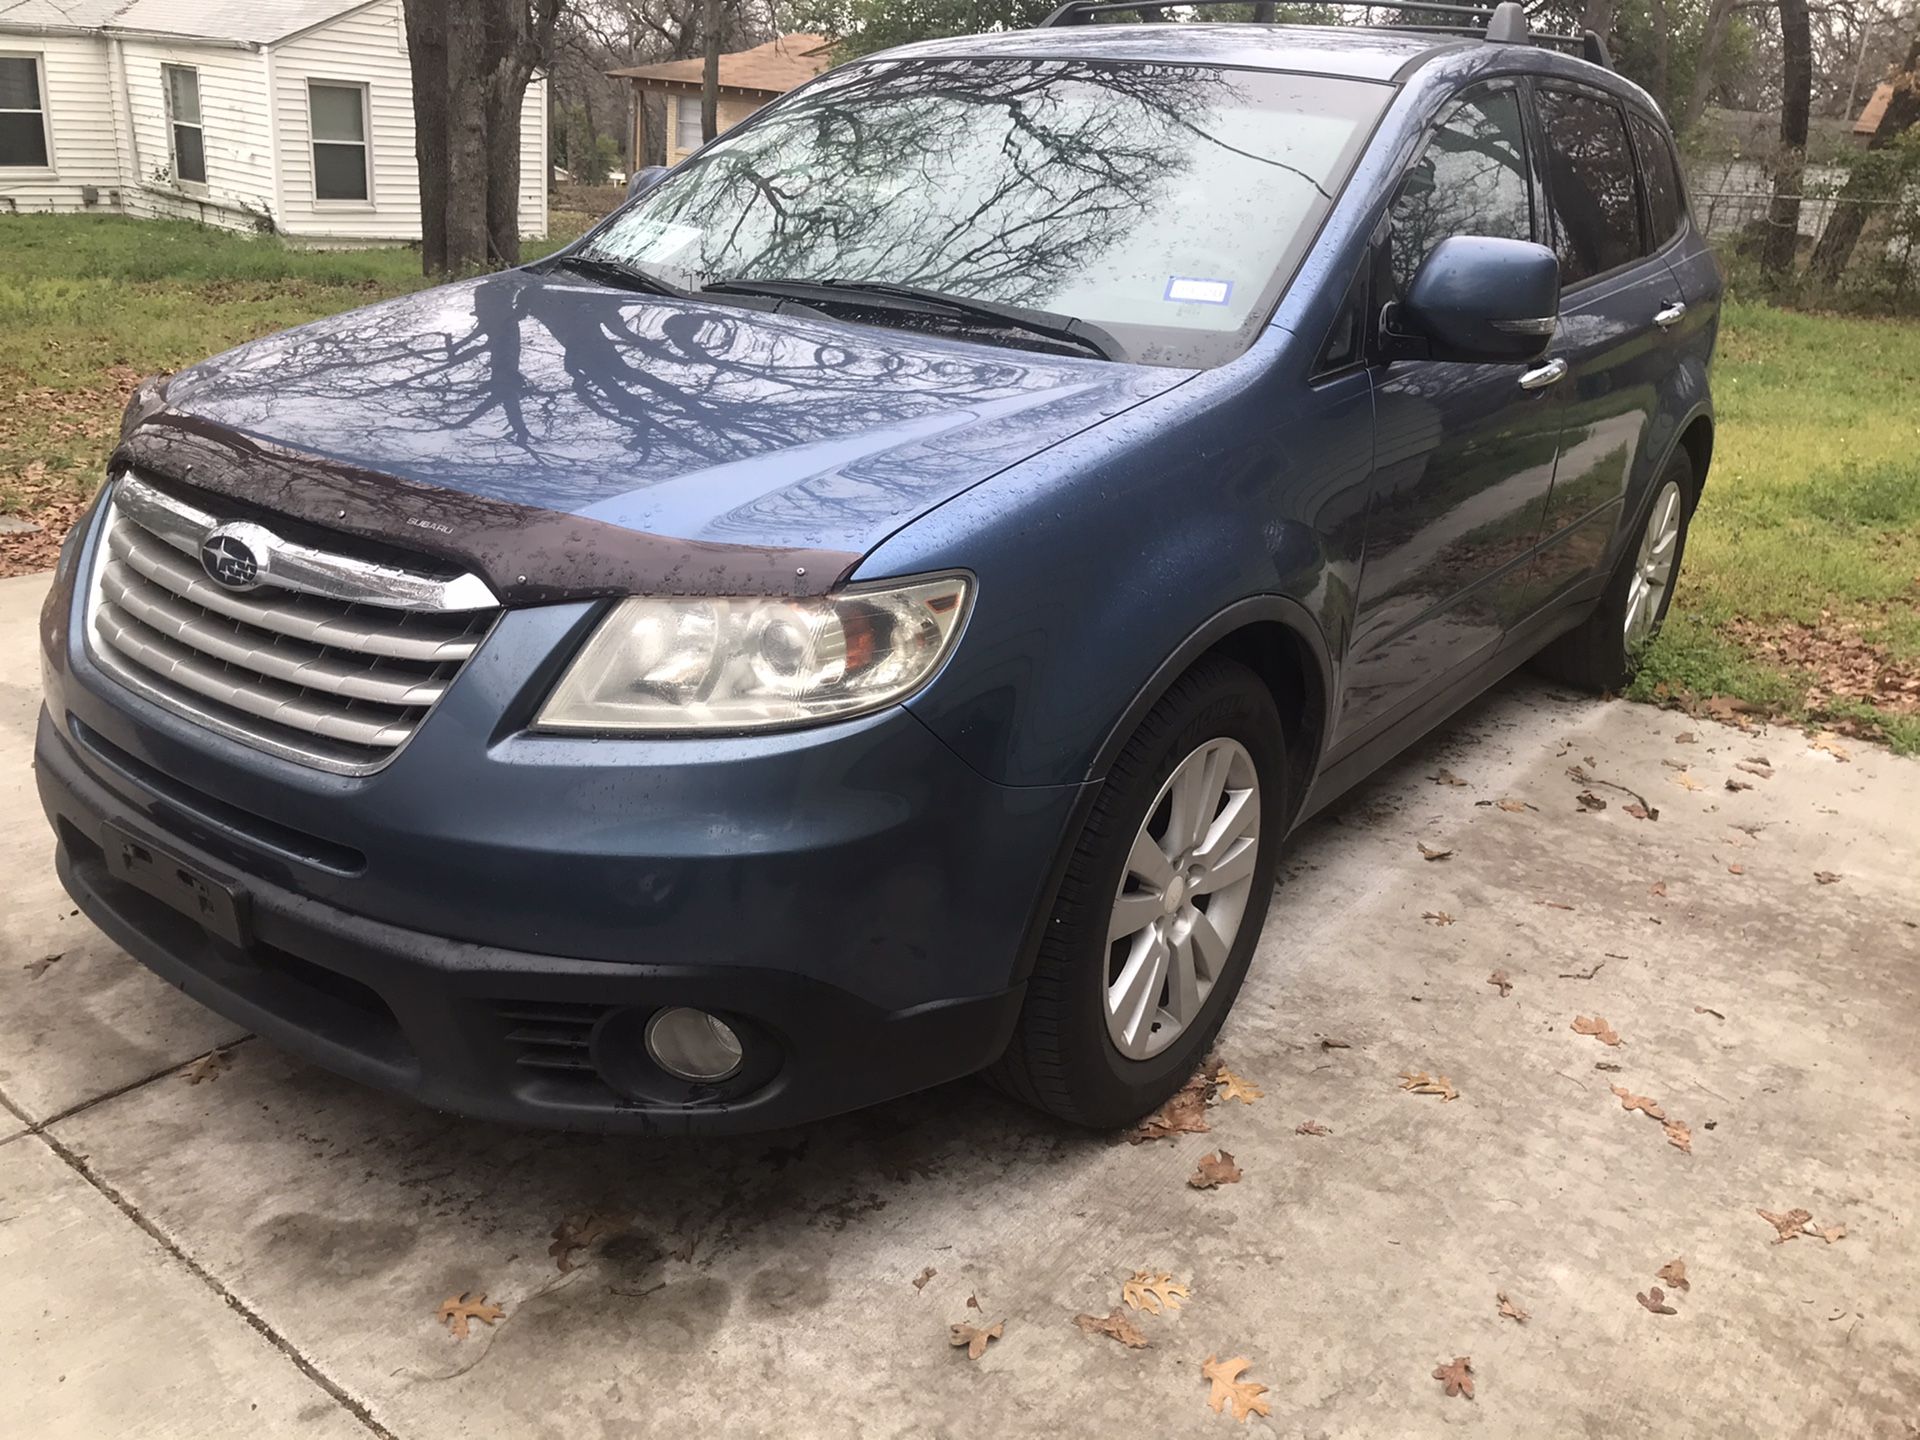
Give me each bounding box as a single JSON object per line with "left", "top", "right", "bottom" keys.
{"left": 1654, "top": 301, "right": 1687, "bottom": 329}
{"left": 1518, "top": 357, "right": 1568, "bottom": 390}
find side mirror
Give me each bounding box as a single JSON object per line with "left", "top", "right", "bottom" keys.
{"left": 627, "top": 165, "right": 670, "bottom": 199}
{"left": 1392, "top": 236, "right": 1560, "bottom": 363}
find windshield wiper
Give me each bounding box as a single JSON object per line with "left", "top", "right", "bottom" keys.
{"left": 545, "top": 252, "right": 688, "bottom": 298}
{"left": 700, "top": 276, "right": 1120, "bottom": 361}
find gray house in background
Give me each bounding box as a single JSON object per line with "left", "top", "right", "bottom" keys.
{"left": 0, "top": 0, "right": 546, "bottom": 240}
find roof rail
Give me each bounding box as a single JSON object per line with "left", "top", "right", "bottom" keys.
{"left": 1035, "top": 0, "right": 1614, "bottom": 69}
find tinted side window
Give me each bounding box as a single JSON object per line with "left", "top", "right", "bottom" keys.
{"left": 1389, "top": 88, "right": 1533, "bottom": 298}
{"left": 1630, "top": 112, "right": 1686, "bottom": 246}
{"left": 1537, "top": 89, "right": 1643, "bottom": 284}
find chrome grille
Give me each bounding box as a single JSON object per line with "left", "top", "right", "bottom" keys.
{"left": 84, "top": 471, "right": 500, "bottom": 773}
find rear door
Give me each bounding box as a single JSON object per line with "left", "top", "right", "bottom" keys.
{"left": 1522, "top": 82, "right": 1682, "bottom": 604}
{"left": 1337, "top": 82, "right": 1563, "bottom": 743}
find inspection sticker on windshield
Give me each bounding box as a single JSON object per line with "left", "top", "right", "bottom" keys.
{"left": 1165, "top": 276, "right": 1233, "bottom": 306}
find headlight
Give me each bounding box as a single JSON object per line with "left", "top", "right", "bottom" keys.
{"left": 534, "top": 573, "right": 971, "bottom": 733}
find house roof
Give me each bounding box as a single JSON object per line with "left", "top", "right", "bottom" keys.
{"left": 0, "top": 0, "right": 372, "bottom": 45}
{"left": 1854, "top": 80, "right": 1893, "bottom": 136}
{"left": 608, "top": 33, "right": 832, "bottom": 96}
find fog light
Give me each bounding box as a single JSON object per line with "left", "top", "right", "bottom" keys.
{"left": 645, "top": 1007, "right": 744, "bottom": 1083}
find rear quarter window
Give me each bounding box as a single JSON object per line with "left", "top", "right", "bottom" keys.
{"left": 1629, "top": 111, "right": 1687, "bottom": 248}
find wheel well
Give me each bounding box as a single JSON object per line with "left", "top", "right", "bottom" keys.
{"left": 1204, "top": 621, "right": 1326, "bottom": 823}
{"left": 1678, "top": 416, "right": 1714, "bottom": 498}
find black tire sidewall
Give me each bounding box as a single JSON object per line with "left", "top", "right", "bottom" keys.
{"left": 1045, "top": 661, "right": 1286, "bottom": 1124}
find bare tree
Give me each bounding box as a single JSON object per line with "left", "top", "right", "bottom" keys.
{"left": 1761, "top": 0, "right": 1814, "bottom": 279}
{"left": 703, "top": 0, "right": 724, "bottom": 141}
{"left": 406, "top": 0, "right": 566, "bottom": 275}
{"left": 1809, "top": 27, "right": 1920, "bottom": 281}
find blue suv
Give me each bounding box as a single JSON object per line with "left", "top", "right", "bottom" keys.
{"left": 35, "top": 1, "right": 1718, "bottom": 1133}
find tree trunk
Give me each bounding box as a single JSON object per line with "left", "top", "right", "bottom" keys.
{"left": 402, "top": 0, "right": 449, "bottom": 275}
{"left": 701, "top": 0, "right": 721, "bottom": 142}
{"left": 1646, "top": 0, "right": 1671, "bottom": 111}
{"left": 1679, "top": 0, "right": 1737, "bottom": 132}
{"left": 1809, "top": 32, "right": 1920, "bottom": 283}
{"left": 445, "top": 4, "right": 491, "bottom": 272}
{"left": 485, "top": 86, "right": 524, "bottom": 266}
{"left": 1761, "top": 0, "right": 1813, "bottom": 280}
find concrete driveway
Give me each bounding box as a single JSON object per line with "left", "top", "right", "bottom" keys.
{"left": 3, "top": 567, "right": 1917, "bottom": 1439}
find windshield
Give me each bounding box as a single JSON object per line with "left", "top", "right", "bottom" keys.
{"left": 577, "top": 57, "right": 1389, "bottom": 367}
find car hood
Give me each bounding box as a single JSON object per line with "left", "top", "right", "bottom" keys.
{"left": 137, "top": 269, "right": 1189, "bottom": 602}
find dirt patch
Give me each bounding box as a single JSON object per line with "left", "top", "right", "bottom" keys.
{"left": 1727, "top": 614, "right": 1920, "bottom": 716}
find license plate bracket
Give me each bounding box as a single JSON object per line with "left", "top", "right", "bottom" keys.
{"left": 102, "top": 824, "right": 250, "bottom": 948}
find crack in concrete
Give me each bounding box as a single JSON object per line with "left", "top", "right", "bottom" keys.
{"left": 10, "top": 1043, "right": 397, "bottom": 1440}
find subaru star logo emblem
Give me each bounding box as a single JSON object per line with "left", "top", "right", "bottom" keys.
{"left": 200, "top": 528, "right": 262, "bottom": 592}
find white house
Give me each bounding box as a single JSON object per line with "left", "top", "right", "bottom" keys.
{"left": 0, "top": 0, "right": 546, "bottom": 241}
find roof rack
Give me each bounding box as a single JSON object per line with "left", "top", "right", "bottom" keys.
{"left": 1036, "top": 0, "right": 1613, "bottom": 69}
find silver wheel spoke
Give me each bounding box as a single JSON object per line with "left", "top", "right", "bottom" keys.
{"left": 1189, "top": 907, "right": 1230, "bottom": 978}
{"left": 1125, "top": 828, "right": 1174, "bottom": 891}
{"left": 1111, "top": 930, "right": 1170, "bottom": 1056}
{"left": 1625, "top": 480, "right": 1684, "bottom": 652}
{"left": 1167, "top": 746, "right": 1224, "bottom": 853}
{"left": 1166, "top": 937, "right": 1201, "bottom": 1024}
{"left": 1195, "top": 836, "right": 1257, "bottom": 894}
{"left": 1194, "top": 786, "right": 1257, "bottom": 865}
{"left": 1108, "top": 889, "right": 1163, "bottom": 944}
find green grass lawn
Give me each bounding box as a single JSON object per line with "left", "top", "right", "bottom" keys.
{"left": 1629, "top": 300, "right": 1920, "bottom": 753}
{"left": 2, "top": 216, "right": 1916, "bottom": 749}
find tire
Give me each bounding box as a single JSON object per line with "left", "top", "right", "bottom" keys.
{"left": 1535, "top": 450, "right": 1695, "bottom": 693}
{"left": 986, "top": 655, "right": 1286, "bottom": 1128}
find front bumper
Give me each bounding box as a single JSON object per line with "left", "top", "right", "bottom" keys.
{"left": 36, "top": 526, "right": 1088, "bottom": 1132}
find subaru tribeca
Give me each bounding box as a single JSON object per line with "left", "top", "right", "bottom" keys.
{"left": 35, "top": 2, "right": 1719, "bottom": 1133}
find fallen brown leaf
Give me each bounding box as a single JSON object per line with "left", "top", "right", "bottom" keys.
{"left": 1215, "top": 1068, "right": 1263, "bottom": 1105}
{"left": 1122, "top": 1271, "right": 1191, "bottom": 1315}
{"left": 1431, "top": 768, "right": 1468, "bottom": 787}
{"left": 1074, "top": 1308, "right": 1149, "bottom": 1348}
{"left": 1671, "top": 772, "right": 1707, "bottom": 792}
{"left": 1674, "top": 732, "right": 1697, "bottom": 744}
{"left": 1663, "top": 1118, "right": 1693, "bottom": 1153}
{"left": 1202, "top": 1355, "right": 1273, "bottom": 1422}
{"left": 1496, "top": 798, "right": 1530, "bottom": 813}
{"left": 1636, "top": 1286, "right": 1677, "bottom": 1316}
{"left": 1398, "top": 1070, "right": 1458, "bottom": 1101}
{"left": 437, "top": 1292, "right": 505, "bottom": 1340}
{"left": 1576, "top": 790, "right": 1607, "bottom": 811}
{"left": 1728, "top": 863, "right": 1745, "bottom": 875}
{"left": 1813, "top": 1223, "right": 1847, "bottom": 1244}
{"left": 1612, "top": 1084, "right": 1666, "bottom": 1119}
{"left": 1432, "top": 1356, "right": 1474, "bottom": 1400}
{"left": 1595, "top": 1061, "right": 1623, "bottom": 1072}
{"left": 966, "top": 1293, "right": 981, "bottom": 1310}
{"left": 23, "top": 952, "right": 62, "bottom": 979}
{"left": 1725, "top": 777, "right": 1753, "bottom": 792}
{"left": 1624, "top": 802, "right": 1652, "bottom": 819}
{"left": 1295, "top": 1120, "right": 1332, "bottom": 1137}
{"left": 1758, "top": 1207, "right": 1814, "bottom": 1244}
{"left": 949, "top": 1320, "right": 1004, "bottom": 1360}
{"left": 1656, "top": 1258, "right": 1689, "bottom": 1292}
{"left": 1572, "top": 1015, "right": 1623, "bottom": 1047}
{"left": 1809, "top": 736, "right": 1851, "bottom": 763}
{"left": 1736, "top": 760, "right": 1773, "bottom": 779}
{"left": 1813, "top": 871, "right": 1841, "bottom": 885}
{"left": 1540, "top": 900, "right": 1575, "bottom": 911}
{"left": 1649, "top": 881, "right": 1668, "bottom": 898}
{"left": 1189, "top": 1150, "right": 1243, "bottom": 1190}
{"left": 1496, "top": 1291, "right": 1529, "bottom": 1323}
{"left": 1694, "top": 1005, "right": 1725, "bottom": 1019}
{"left": 182, "top": 1049, "right": 231, "bottom": 1085}
{"left": 1418, "top": 842, "right": 1454, "bottom": 861}
{"left": 1423, "top": 910, "right": 1455, "bottom": 926}
{"left": 913, "top": 1266, "right": 936, "bottom": 1292}
{"left": 1487, "top": 970, "right": 1513, "bottom": 998}
{"left": 1319, "top": 1038, "right": 1351, "bottom": 1051}
{"left": 1128, "top": 1059, "right": 1219, "bottom": 1143}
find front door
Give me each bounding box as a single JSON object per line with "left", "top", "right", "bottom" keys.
{"left": 1336, "top": 83, "right": 1562, "bottom": 745}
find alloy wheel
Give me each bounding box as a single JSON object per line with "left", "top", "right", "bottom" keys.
{"left": 1103, "top": 736, "right": 1261, "bottom": 1060}
{"left": 1626, "top": 479, "right": 1684, "bottom": 651}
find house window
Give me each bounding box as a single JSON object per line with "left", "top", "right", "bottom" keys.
{"left": 0, "top": 54, "right": 50, "bottom": 169}
{"left": 164, "top": 65, "right": 205, "bottom": 186}
{"left": 673, "top": 94, "right": 703, "bottom": 152}
{"left": 309, "top": 81, "right": 368, "bottom": 201}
